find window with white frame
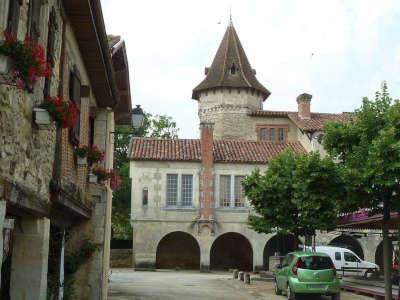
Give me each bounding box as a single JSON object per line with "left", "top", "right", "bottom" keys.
{"left": 219, "top": 175, "right": 246, "bottom": 208}
{"left": 166, "top": 174, "right": 178, "bottom": 206}
{"left": 234, "top": 176, "right": 245, "bottom": 207}
{"left": 166, "top": 174, "right": 193, "bottom": 207}
{"left": 219, "top": 175, "right": 231, "bottom": 207}
{"left": 181, "top": 175, "right": 193, "bottom": 207}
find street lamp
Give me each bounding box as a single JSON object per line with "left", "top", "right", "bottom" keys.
{"left": 131, "top": 105, "right": 145, "bottom": 130}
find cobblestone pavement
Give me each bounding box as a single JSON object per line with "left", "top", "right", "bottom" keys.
{"left": 108, "top": 269, "right": 373, "bottom": 300}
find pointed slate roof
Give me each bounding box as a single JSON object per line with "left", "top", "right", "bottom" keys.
{"left": 192, "top": 23, "right": 270, "bottom": 100}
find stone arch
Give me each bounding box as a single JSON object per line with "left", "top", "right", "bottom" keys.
{"left": 328, "top": 234, "right": 364, "bottom": 259}
{"left": 156, "top": 231, "right": 200, "bottom": 270}
{"left": 263, "top": 234, "right": 301, "bottom": 270}
{"left": 210, "top": 232, "right": 253, "bottom": 271}
{"left": 375, "top": 239, "right": 394, "bottom": 273}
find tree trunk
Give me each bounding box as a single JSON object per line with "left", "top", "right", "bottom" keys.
{"left": 383, "top": 199, "right": 392, "bottom": 300}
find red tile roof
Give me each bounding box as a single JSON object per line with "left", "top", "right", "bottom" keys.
{"left": 249, "top": 110, "right": 353, "bottom": 132}
{"left": 287, "top": 112, "right": 353, "bottom": 132}
{"left": 129, "top": 138, "right": 305, "bottom": 164}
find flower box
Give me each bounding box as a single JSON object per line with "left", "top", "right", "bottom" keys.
{"left": 33, "top": 107, "right": 52, "bottom": 127}
{"left": 88, "top": 173, "right": 98, "bottom": 183}
{"left": 0, "top": 54, "right": 13, "bottom": 74}
{"left": 77, "top": 156, "right": 87, "bottom": 166}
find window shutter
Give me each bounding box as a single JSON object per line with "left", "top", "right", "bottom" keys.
{"left": 69, "top": 69, "right": 81, "bottom": 145}
{"left": 27, "top": 0, "right": 41, "bottom": 41}
{"left": 43, "top": 6, "right": 58, "bottom": 98}
{"left": 7, "top": 0, "right": 21, "bottom": 35}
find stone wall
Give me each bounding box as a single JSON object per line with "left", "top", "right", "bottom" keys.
{"left": 110, "top": 249, "right": 133, "bottom": 268}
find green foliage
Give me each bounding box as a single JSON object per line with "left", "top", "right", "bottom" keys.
{"left": 324, "top": 82, "right": 400, "bottom": 214}
{"left": 324, "top": 82, "right": 400, "bottom": 298}
{"left": 243, "top": 151, "right": 344, "bottom": 237}
{"left": 112, "top": 112, "right": 179, "bottom": 240}
{"left": 64, "top": 237, "right": 98, "bottom": 275}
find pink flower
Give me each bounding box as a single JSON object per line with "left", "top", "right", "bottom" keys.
{"left": 12, "top": 70, "right": 20, "bottom": 76}
{"left": 15, "top": 78, "right": 25, "bottom": 89}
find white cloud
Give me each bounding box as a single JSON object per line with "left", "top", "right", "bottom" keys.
{"left": 102, "top": 0, "right": 400, "bottom": 138}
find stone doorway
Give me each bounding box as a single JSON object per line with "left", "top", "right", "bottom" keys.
{"left": 156, "top": 231, "right": 200, "bottom": 270}
{"left": 210, "top": 232, "right": 253, "bottom": 271}
{"left": 329, "top": 234, "right": 364, "bottom": 259}
{"left": 263, "top": 234, "right": 301, "bottom": 270}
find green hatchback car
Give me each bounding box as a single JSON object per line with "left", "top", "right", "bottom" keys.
{"left": 274, "top": 251, "right": 341, "bottom": 300}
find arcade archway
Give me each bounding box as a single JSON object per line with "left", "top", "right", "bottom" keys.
{"left": 329, "top": 235, "right": 364, "bottom": 259}
{"left": 263, "top": 234, "right": 301, "bottom": 270}
{"left": 210, "top": 232, "right": 253, "bottom": 271}
{"left": 156, "top": 231, "right": 200, "bottom": 269}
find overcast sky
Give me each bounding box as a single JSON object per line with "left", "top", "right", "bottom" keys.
{"left": 101, "top": 0, "right": 400, "bottom": 138}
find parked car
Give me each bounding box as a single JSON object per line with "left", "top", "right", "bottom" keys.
{"left": 274, "top": 251, "right": 341, "bottom": 300}
{"left": 315, "top": 246, "right": 379, "bottom": 277}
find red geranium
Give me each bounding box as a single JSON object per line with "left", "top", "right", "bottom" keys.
{"left": 87, "top": 145, "right": 105, "bottom": 165}
{"left": 40, "top": 96, "right": 77, "bottom": 129}
{"left": 0, "top": 30, "right": 51, "bottom": 91}
{"left": 109, "top": 170, "right": 121, "bottom": 191}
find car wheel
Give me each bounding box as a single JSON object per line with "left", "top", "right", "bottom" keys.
{"left": 331, "top": 293, "right": 341, "bottom": 300}
{"left": 287, "top": 284, "right": 295, "bottom": 300}
{"left": 274, "top": 280, "right": 281, "bottom": 295}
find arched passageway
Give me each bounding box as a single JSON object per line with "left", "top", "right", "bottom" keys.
{"left": 210, "top": 232, "right": 253, "bottom": 271}
{"left": 263, "top": 234, "right": 301, "bottom": 270}
{"left": 156, "top": 231, "right": 200, "bottom": 270}
{"left": 375, "top": 239, "right": 393, "bottom": 273}
{"left": 329, "top": 235, "right": 364, "bottom": 259}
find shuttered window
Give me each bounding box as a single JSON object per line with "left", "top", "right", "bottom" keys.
{"left": 69, "top": 68, "right": 81, "bottom": 145}
{"left": 43, "top": 6, "right": 58, "bottom": 98}
{"left": 6, "top": 0, "right": 21, "bottom": 35}
{"left": 27, "top": 0, "right": 41, "bottom": 41}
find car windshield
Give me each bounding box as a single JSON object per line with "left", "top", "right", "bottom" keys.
{"left": 298, "top": 256, "right": 333, "bottom": 270}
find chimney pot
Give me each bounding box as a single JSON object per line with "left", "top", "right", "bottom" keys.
{"left": 296, "top": 93, "right": 312, "bottom": 119}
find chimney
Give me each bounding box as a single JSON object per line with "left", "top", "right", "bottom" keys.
{"left": 297, "top": 93, "right": 312, "bottom": 119}
{"left": 199, "top": 122, "right": 214, "bottom": 220}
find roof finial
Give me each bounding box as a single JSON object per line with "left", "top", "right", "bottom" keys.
{"left": 229, "top": 5, "right": 233, "bottom": 25}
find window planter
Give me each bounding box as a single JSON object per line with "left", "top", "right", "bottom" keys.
{"left": 33, "top": 107, "right": 52, "bottom": 127}
{"left": 0, "top": 54, "right": 13, "bottom": 74}
{"left": 77, "top": 156, "right": 87, "bottom": 166}
{"left": 88, "top": 173, "right": 98, "bottom": 183}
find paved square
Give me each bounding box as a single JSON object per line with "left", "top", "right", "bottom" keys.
{"left": 108, "top": 270, "right": 372, "bottom": 300}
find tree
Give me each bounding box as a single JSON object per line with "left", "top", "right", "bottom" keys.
{"left": 114, "top": 113, "right": 178, "bottom": 170}
{"left": 112, "top": 113, "right": 179, "bottom": 240}
{"left": 243, "top": 151, "right": 344, "bottom": 246}
{"left": 324, "top": 82, "right": 400, "bottom": 299}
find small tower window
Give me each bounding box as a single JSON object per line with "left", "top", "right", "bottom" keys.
{"left": 142, "top": 188, "right": 148, "bottom": 206}
{"left": 230, "top": 63, "right": 237, "bottom": 75}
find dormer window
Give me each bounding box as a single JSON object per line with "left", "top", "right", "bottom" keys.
{"left": 230, "top": 63, "right": 237, "bottom": 75}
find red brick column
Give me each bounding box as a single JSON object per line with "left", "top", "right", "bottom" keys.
{"left": 199, "top": 122, "right": 215, "bottom": 220}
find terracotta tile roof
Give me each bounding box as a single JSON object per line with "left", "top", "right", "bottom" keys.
{"left": 249, "top": 110, "right": 353, "bottom": 132}
{"left": 129, "top": 138, "right": 305, "bottom": 164}
{"left": 248, "top": 110, "right": 293, "bottom": 117}
{"left": 192, "top": 24, "right": 270, "bottom": 100}
{"left": 288, "top": 112, "right": 354, "bottom": 132}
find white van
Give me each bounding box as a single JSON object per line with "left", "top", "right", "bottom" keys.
{"left": 315, "top": 246, "right": 379, "bottom": 277}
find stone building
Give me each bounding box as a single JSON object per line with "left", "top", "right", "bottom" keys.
{"left": 0, "top": 0, "right": 131, "bottom": 299}
{"left": 129, "top": 22, "right": 384, "bottom": 272}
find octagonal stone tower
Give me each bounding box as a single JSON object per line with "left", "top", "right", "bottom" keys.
{"left": 192, "top": 22, "right": 270, "bottom": 140}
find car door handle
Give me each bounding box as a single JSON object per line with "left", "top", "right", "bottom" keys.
{"left": 345, "top": 263, "right": 349, "bottom": 265}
